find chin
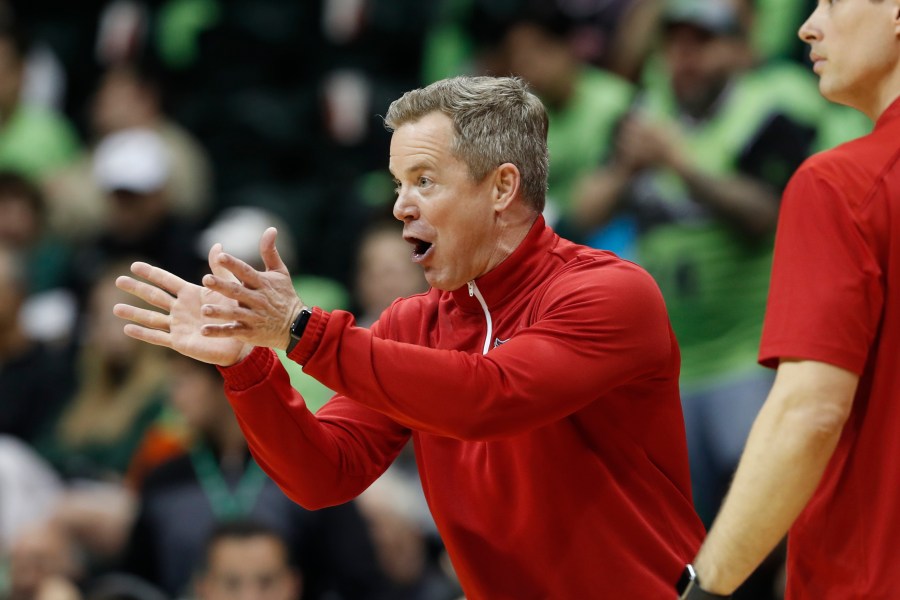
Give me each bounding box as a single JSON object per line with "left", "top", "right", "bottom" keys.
{"left": 429, "top": 281, "right": 456, "bottom": 292}
{"left": 427, "top": 275, "right": 462, "bottom": 292}
{"left": 423, "top": 273, "right": 447, "bottom": 291}
{"left": 818, "top": 77, "right": 847, "bottom": 105}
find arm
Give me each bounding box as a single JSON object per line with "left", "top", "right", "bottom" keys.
{"left": 571, "top": 113, "right": 648, "bottom": 233}
{"left": 666, "top": 154, "right": 780, "bottom": 237}
{"left": 241, "top": 261, "right": 674, "bottom": 441}
{"left": 222, "top": 347, "right": 411, "bottom": 510}
{"left": 572, "top": 116, "right": 781, "bottom": 238}
{"left": 693, "top": 359, "right": 858, "bottom": 594}
{"left": 199, "top": 231, "right": 673, "bottom": 439}
{"left": 644, "top": 117, "right": 780, "bottom": 237}
{"left": 199, "top": 230, "right": 671, "bottom": 439}
{"left": 692, "top": 162, "right": 880, "bottom": 593}
{"left": 571, "top": 161, "right": 636, "bottom": 233}
{"left": 667, "top": 109, "right": 818, "bottom": 237}
{"left": 113, "top": 235, "right": 409, "bottom": 509}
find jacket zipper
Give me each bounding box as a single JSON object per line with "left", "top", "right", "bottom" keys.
{"left": 467, "top": 280, "right": 493, "bottom": 355}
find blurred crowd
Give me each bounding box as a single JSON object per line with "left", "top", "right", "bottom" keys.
{"left": 0, "top": 0, "right": 872, "bottom": 599}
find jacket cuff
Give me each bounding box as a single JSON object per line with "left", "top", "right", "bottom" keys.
{"left": 288, "top": 307, "right": 329, "bottom": 365}
{"left": 218, "top": 347, "right": 277, "bottom": 391}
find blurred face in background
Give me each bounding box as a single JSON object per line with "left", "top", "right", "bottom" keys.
{"left": 663, "top": 24, "right": 746, "bottom": 117}
{"left": 0, "top": 194, "right": 40, "bottom": 249}
{"left": 91, "top": 67, "right": 159, "bottom": 137}
{"left": 168, "top": 356, "right": 227, "bottom": 433}
{"left": 197, "top": 536, "right": 301, "bottom": 600}
{"left": 502, "top": 22, "right": 575, "bottom": 107}
{"left": 86, "top": 271, "right": 141, "bottom": 363}
{"left": 356, "top": 493, "right": 427, "bottom": 586}
{"left": 107, "top": 188, "right": 169, "bottom": 241}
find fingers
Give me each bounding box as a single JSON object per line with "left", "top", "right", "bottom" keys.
{"left": 198, "top": 302, "right": 269, "bottom": 335}
{"left": 122, "top": 323, "right": 173, "bottom": 349}
{"left": 208, "top": 243, "right": 239, "bottom": 282}
{"left": 129, "top": 262, "right": 186, "bottom": 296}
{"left": 200, "top": 322, "right": 250, "bottom": 337}
{"left": 211, "top": 251, "right": 264, "bottom": 289}
{"left": 259, "top": 227, "right": 289, "bottom": 274}
{"left": 202, "top": 272, "right": 257, "bottom": 307}
{"left": 116, "top": 276, "right": 176, "bottom": 312}
{"left": 200, "top": 301, "right": 251, "bottom": 322}
{"left": 113, "top": 303, "right": 170, "bottom": 331}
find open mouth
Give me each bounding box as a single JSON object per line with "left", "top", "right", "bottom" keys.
{"left": 406, "top": 237, "right": 434, "bottom": 261}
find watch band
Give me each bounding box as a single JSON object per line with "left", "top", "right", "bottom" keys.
{"left": 676, "top": 565, "right": 731, "bottom": 599}
{"left": 286, "top": 307, "right": 312, "bottom": 354}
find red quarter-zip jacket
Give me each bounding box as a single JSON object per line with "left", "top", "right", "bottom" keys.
{"left": 222, "top": 217, "right": 704, "bottom": 598}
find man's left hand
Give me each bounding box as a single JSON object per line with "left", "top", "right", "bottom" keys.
{"left": 200, "top": 227, "right": 304, "bottom": 351}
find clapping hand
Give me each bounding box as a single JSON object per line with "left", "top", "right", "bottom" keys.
{"left": 114, "top": 227, "right": 302, "bottom": 366}
{"left": 199, "top": 227, "right": 303, "bottom": 351}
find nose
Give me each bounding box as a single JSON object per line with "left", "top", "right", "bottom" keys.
{"left": 392, "top": 187, "right": 419, "bottom": 222}
{"left": 798, "top": 5, "right": 823, "bottom": 44}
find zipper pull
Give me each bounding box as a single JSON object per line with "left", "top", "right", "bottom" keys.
{"left": 467, "top": 281, "right": 475, "bottom": 297}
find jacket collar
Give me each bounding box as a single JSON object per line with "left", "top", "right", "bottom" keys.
{"left": 876, "top": 94, "right": 900, "bottom": 131}
{"left": 449, "top": 215, "right": 559, "bottom": 314}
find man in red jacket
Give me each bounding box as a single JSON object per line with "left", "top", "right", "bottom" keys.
{"left": 115, "top": 76, "right": 704, "bottom": 598}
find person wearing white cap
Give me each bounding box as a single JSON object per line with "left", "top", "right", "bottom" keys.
{"left": 74, "top": 127, "right": 201, "bottom": 288}
{"left": 93, "top": 128, "right": 172, "bottom": 242}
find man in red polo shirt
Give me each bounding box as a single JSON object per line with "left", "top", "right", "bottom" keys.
{"left": 678, "top": 1, "right": 900, "bottom": 598}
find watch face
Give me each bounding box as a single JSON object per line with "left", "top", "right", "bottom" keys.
{"left": 291, "top": 308, "right": 312, "bottom": 338}
{"left": 676, "top": 565, "right": 696, "bottom": 594}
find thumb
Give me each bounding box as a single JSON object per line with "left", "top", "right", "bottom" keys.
{"left": 260, "top": 227, "right": 289, "bottom": 274}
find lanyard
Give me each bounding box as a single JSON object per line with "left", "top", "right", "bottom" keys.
{"left": 190, "top": 444, "right": 268, "bottom": 520}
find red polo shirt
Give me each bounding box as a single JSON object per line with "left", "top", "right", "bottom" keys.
{"left": 759, "top": 97, "right": 900, "bottom": 599}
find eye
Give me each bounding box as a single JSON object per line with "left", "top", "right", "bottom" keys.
{"left": 417, "top": 176, "right": 432, "bottom": 188}
{"left": 392, "top": 179, "right": 401, "bottom": 195}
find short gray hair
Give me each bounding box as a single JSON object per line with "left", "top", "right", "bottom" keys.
{"left": 384, "top": 76, "right": 549, "bottom": 213}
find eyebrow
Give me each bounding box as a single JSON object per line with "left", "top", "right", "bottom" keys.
{"left": 390, "top": 161, "right": 433, "bottom": 179}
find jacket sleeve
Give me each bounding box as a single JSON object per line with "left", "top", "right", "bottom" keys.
{"left": 221, "top": 342, "right": 411, "bottom": 510}
{"left": 293, "top": 258, "right": 675, "bottom": 442}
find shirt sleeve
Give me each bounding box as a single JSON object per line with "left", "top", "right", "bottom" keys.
{"left": 759, "top": 163, "right": 884, "bottom": 374}
{"left": 221, "top": 345, "right": 412, "bottom": 510}
{"left": 297, "top": 258, "right": 675, "bottom": 441}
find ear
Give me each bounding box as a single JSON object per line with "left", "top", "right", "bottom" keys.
{"left": 491, "top": 162, "right": 522, "bottom": 213}
{"left": 895, "top": 1, "right": 900, "bottom": 36}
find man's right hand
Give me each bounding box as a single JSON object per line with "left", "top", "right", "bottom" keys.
{"left": 113, "top": 260, "right": 253, "bottom": 367}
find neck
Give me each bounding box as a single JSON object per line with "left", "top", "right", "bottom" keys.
{"left": 865, "top": 76, "right": 900, "bottom": 121}
{"left": 486, "top": 211, "right": 539, "bottom": 274}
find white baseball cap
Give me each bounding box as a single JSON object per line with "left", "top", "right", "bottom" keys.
{"left": 93, "top": 128, "right": 172, "bottom": 194}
